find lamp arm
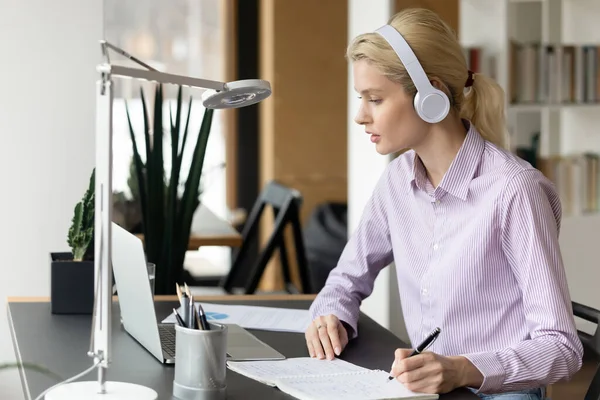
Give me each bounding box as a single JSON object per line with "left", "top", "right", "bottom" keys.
{"left": 97, "top": 64, "right": 227, "bottom": 91}
{"left": 97, "top": 40, "right": 227, "bottom": 92}
{"left": 100, "top": 40, "right": 158, "bottom": 72}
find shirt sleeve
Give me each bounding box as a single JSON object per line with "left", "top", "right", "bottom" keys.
{"left": 462, "top": 168, "right": 583, "bottom": 393}
{"left": 308, "top": 166, "right": 394, "bottom": 339}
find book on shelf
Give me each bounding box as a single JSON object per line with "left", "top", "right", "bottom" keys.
{"left": 226, "top": 357, "right": 439, "bottom": 400}
{"left": 462, "top": 46, "right": 497, "bottom": 81}
{"left": 538, "top": 153, "right": 600, "bottom": 216}
{"left": 509, "top": 41, "right": 600, "bottom": 105}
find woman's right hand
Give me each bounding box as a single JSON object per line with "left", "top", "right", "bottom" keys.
{"left": 305, "top": 314, "right": 349, "bottom": 360}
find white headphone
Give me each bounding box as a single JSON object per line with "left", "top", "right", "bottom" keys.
{"left": 375, "top": 24, "right": 450, "bottom": 124}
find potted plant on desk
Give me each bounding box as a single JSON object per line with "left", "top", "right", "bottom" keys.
{"left": 126, "top": 84, "right": 214, "bottom": 295}
{"left": 49, "top": 169, "right": 95, "bottom": 314}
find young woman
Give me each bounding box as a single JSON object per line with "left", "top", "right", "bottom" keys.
{"left": 305, "top": 8, "right": 583, "bottom": 400}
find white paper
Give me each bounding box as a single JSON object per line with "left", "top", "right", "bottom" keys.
{"left": 275, "top": 370, "right": 439, "bottom": 400}
{"left": 226, "top": 357, "right": 370, "bottom": 386}
{"left": 161, "top": 302, "right": 311, "bottom": 333}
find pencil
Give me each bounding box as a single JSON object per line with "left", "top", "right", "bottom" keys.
{"left": 184, "top": 282, "right": 192, "bottom": 298}
{"left": 176, "top": 284, "right": 183, "bottom": 305}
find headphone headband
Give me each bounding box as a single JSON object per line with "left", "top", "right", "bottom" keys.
{"left": 374, "top": 24, "right": 450, "bottom": 123}
{"left": 375, "top": 24, "right": 432, "bottom": 96}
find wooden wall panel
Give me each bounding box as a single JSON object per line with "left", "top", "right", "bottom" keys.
{"left": 259, "top": 0, "right": 348, "bottom": 291}
{"left": 394, "top": 0, "right": 459, "bottom": 34}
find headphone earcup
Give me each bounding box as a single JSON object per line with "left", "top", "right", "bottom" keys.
{"left": 413, "top": 88, "right": 450, "bottom": 124}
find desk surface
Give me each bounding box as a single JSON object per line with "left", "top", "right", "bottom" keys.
{"left": 7, "top": 296, "right": 476, "bottom": 400}
{"left": 136, "top": 204, "right": 243, "bottom": 249}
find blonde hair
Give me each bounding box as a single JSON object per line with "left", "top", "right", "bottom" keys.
{"left": 347, "top": 8, "right": 507, "bottom": 148}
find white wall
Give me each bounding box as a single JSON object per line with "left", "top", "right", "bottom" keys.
{"left": 347, "top": 0, "right": 409, "bottom": 343}
{"left": 0, "top": 0, "right": 102, "bottom": 397}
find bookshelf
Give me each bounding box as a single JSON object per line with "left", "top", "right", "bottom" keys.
{"left": 461, "top": 0, "right": 600, "bottom": 216}
{"left": 459, "top": 0, "right": 600, "bottom": 315}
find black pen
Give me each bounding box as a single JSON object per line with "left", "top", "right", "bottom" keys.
{"left": 194, "top": 307, "right": 202, "bottom": 330}
{"left": 181, "top": 293, "right": 190, "bottom": 328}
{"left": 388, "top": 327, "right": 441, "bottom": 381}
{"left": 197, "top": 303, "right": 210, "bottom": 330}
{"left": 173, "top": 308, "right": 186, "bottom": 327}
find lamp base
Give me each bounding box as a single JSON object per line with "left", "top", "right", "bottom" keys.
{"left": 44, "top": 381, "right": 157, "bottom": 400}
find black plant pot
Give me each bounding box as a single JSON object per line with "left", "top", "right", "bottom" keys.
{"left": 50, "top": 252, "right": 94, "bottom": 314}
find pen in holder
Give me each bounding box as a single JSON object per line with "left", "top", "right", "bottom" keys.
{"left": 173, "top": 322, "right": 228, "bottom": 400}
{"left": 181, "top": 294, "right": 191, "bottom": 328}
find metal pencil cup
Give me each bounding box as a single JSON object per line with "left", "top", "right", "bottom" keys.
{"left": 173, "top": 322, "right": 228, "bottom": 400}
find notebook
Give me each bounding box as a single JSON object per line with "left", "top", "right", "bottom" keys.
{"left": 226, "top": 357, "right": 439, "bottom": 400}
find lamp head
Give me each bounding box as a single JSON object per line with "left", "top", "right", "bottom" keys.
{"left": 202, "top": 79, "right": 271, "bottom": 109}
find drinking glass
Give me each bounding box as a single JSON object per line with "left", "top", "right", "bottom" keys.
{"left": 146, "top": 262, "right": 156, "bottom": 300}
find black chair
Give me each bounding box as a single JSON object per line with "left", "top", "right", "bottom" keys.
{"left": 185, "top": 180, "right": 313, "bottom": 295}
{"left": 303, "top": 202, "right": 348, "bottom": 291}
{"left": 587, "top": 365, "right": 600, "bottom": 400}
{"left": 572, "top": 301, "right": 600, "bottom": 400}
{"left": 573, "top": 302, "right": 600, "bottom": 356}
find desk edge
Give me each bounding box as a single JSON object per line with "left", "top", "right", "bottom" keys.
{"left": 7, "top": 294, "right": 316, "bottom": 303}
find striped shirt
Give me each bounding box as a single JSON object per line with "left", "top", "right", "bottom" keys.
{"left": 309, "top": 122, "right": 583, "bottom": 394}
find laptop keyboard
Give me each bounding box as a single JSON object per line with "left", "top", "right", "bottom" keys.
{"left": 158, "top": 324, "right": 176, "bottom": 359}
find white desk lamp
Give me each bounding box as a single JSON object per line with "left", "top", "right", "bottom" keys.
{"left": 42, "top": 40, "right": 271, "bottom": 400}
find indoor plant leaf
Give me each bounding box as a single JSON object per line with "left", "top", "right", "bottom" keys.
{"left": 163, "top": 86, "right": 183, "bottom": 292}
{"left": 173, "top": 106, "right": 214, "bottom": 284}
{"left": 177, "top": 96, "right": 193, "bottom": 172}
{"left": 125, "top": 101, "right": 148, "bottom": 235}
{"left": 145, "top": 84, "right": 166, "bottom": 293}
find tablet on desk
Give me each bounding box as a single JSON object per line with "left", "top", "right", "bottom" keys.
{"left": 225, "top": 323, "right": 286, "bottom": 361}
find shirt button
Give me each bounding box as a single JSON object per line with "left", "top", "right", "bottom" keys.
{"left": 433, "top": 243, "right": 439, "bottom": 250}
{"left": 422, "top": 288, "right": 428, "bottom": 295}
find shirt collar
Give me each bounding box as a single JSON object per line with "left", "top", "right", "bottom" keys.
{"left": 408, "top": 121, "right": 485, "bottom": 201}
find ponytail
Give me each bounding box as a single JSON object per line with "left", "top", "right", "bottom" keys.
{"left": 460, "top": 72, "right": 507, "bottom": 149}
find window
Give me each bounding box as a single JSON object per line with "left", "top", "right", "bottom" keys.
{"left": 104, "top": 0, "right": 231, "bottom": 272}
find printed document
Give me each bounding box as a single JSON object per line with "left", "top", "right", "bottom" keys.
{"left": 161, "top": 302, "right": 311, "bottom": 333}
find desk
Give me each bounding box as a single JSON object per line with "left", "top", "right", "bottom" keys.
{"left": 7, "top": 296, "right": 476, "bottom": 400}
{"left": 136, "top": 204, "right": 243, "bottom": 249}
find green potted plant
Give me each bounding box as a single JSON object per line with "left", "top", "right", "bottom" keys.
{"left": 126, "top": 84, "right": 213, "bottom": 295}
{"left": 50, "top": 169, "right": 95, "bottom": 314}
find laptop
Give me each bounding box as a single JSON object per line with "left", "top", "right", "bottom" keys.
{"left": 111, "top": 222, "right": 286, "bottom": 364}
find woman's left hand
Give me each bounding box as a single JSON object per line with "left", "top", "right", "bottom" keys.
{"left": 390, "top": 349, "right": 482, "bottom": 394}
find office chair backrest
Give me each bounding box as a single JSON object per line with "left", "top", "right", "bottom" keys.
{"left": 573, "top": 302, "right": 600, "bottom": 357}
{"left": 572, "top": 302, "right": 600, "bottom": 400}
{"left": 587, "top": 364, "right": 600, "bottom": 400}
{"left": 221, "top": 180, "right": 312, "bottom": 294}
